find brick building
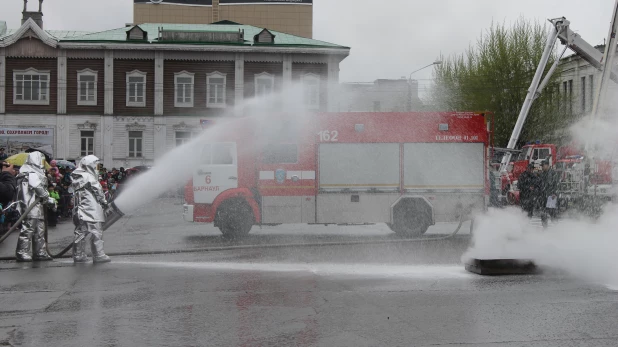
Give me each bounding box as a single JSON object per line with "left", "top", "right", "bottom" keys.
{"left": 134, "top": 0, "right": 313, "bottom": 38}
{"left": 0, "top": 7, "right": 349, "bottom": 168}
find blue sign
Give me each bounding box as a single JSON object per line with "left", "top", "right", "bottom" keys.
{"left": 275, "top": 169, "right": 286, "bottom": 184}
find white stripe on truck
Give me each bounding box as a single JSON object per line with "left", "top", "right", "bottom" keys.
{"left": 259, "top": 171, "right": 274, "bottom": 180}
{"left": 259, "top": 170, "right": 316, "bottom": 180}
{"left": 301, "top": 171, "right": 316, "bottom": 179}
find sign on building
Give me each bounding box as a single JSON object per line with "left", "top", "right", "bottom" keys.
{"left": 0, "top": 128, "right": 54, "bottom": 156}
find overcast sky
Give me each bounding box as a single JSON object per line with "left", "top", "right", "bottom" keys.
{"left": 1, "top": 0, "right": 616, "bottom": 94}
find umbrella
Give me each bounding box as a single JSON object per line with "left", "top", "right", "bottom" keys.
{"left": 25, "top": 147, "right": 52, "bottom": 164}
{"left": 5, "top": 153, "right": 51, "bottom": 170}
{"left": 56, "top": 160, "right": 76, "bottom": 170}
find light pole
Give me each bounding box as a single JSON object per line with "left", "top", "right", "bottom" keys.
{"left": 409, "top": 60, "right": 442, "bottom": 81}
{"left": 408, "top": 60, "right": 442, "bottom": 111}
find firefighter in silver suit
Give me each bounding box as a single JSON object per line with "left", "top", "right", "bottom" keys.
{"left": 71, "top": 155, "right": 111, "bottom": 263}
{"left": 15, "top": 151, "right": 56, "bottom": 262}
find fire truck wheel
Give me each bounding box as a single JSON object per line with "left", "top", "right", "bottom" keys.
{"left": 390, "top": 199, "right": 431, "bottom": 237}
{"left": 216, "top": 199, "right": 254, "bottom": 239}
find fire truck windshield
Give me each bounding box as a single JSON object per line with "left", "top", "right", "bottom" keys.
{"left": 212, "top": 143, "right": 234, "bottom": 165}
{"left": 200, "top": 143, "right": 235, "bottom": 165}
{"left": 515, "top": 151, "right": 528, "bottom": 161}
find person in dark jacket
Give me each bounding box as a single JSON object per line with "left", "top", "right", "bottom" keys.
{"left": 46, "top": 185, "right": 59, "bottom": 227}
{"left": 539, "top": 159, "right": 560, "bottom": 227}
{"left": 0, "top": 162, "right": 17, "bottom": 234}
{"left": 0, "top": 148, "right": 8, "bottom": 161}
{"left": 0, "top": 162, "right": 17, "bottom": 209}
{"left": 518, "top": 163, "right": 538, "bottom": 218}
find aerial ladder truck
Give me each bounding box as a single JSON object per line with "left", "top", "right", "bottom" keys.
{"left": 497, "top": 3, "right": 618, "bottom": 213}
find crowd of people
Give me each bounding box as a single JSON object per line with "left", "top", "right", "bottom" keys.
{"left": 517, "top": 159, "right": 560, "bottom": 227}
{"left": 0, "top": 153, "right": 149, "bottom": 263}
{"left": 0, "top": 160, "right": 145, "bottom": 233}
{"left": 43, "top": 164, "right": 135, "bottom": 226}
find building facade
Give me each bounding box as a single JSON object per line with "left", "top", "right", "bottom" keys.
{"left": 558, "top": 44, "right": 618, "bottom": 119}
{"left": 0, "top": 11, "right": 348, "bottom": 168}
{"left": 134, "top": 0, "right": 313, "bottom": 38}
{"left": 338, "top": 79, "right": 422, "bottom": 112}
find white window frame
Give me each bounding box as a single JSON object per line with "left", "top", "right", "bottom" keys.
{"left": 301, "top": 73, "right": 320, "bottom": 110}
{"left": 13, "top": 68, "right": 51, "bottom": 105}
{"left": 80, "top": 130, "right": 95, "bottom": 157}
{"left": 174, "top": 71, "right": 194, "bottom": 108}
{"left": 128, "top": 131, "right": 143, "bottom": 158}
{"left": 175, "top": 131, "right": 193, "bottom": 147}
{"left": 254, "top": 72, "right": 275, "bottom": 99}
{"left": 206, "top": 71, "right": 227, "bottom": 108}
{"left": 77, "top": 68, "right": 98, "bottom": 106}
{"left": 126, "top": 70, "right": 147, "bottom": 107}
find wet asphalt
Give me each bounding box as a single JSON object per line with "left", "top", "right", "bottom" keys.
{"left": 1, "top": 198, "right": 618, "bottom": 346}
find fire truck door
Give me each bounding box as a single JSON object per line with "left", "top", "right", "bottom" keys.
{"left": 530, "top": 147, "right": 553, "bottom": 166}
{"left": 193, "top": 143, "right": 238, "bottom": 204}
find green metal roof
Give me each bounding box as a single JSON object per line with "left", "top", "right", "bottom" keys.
{"left": 47, "top": 30, "right": 93, "bottom": 39}
{"left": 0, "top": 29, "right": 92, "bottom": 41}
{"left": 61, "top": 23, "right": 348, "bottom": 49}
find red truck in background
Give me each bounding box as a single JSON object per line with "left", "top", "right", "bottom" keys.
{"left": 501, "top": 142, "right": 613, "bottom": 206}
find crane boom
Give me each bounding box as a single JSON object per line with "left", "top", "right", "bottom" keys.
{"left": 499, "top": 8, "right": 618, "bottom": 174}
{"left": 591, "top": 0, "right": 618, "bottom": 119}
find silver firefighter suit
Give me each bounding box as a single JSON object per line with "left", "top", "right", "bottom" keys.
{"left": 15, "top": 151, "right": 56, "bottom": 262}
{"left": 71, "top": 155, "right": 111, "bottom": 263}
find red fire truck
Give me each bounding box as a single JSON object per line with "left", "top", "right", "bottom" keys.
{"left": 500, "top": 143, "right": 557, "bottom": 203}
{"left": 183, "top": 112, "right": 490, "bottom": 238}
{"left": 501, "top": 142, "right": 614, "bottom": 206}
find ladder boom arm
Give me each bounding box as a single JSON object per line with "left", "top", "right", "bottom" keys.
{"left": 553, "top": 18, "right": 618, "bottom": 83}
{"left": 499, "top": 14, "right": 618, "bottom": 174}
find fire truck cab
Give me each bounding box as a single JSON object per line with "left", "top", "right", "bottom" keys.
{"left": 183, "top": 112, "right": 490, "bottom": 238}
{"left": 501, "top": 143, "right": 556, "bottom": 193}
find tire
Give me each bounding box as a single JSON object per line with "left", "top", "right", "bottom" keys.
{"left": 216, "top": 198, "right": 254, "bottom": 239}
{"left": 390, "top": 203, "right": 431, "bottom": 237}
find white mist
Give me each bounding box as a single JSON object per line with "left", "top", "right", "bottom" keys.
{"left": 464, "top": 77, "right": 618, "bottom": 289}
{"left": 113, "top": 83, "right": 314, "bottom": 214}
{"left": 463, "top": 205, "right": 618, "bottom": 288}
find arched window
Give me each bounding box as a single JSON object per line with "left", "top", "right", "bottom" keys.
{"left": 301, "top": 73, "right": 320, "bottom": 109}
{"left": 126, "top": 70, "right": 147, "bottom": 107}
{"left": 254, "top": 72, "right": 275, "bottom": 98}
{"left": 175, "top": 71, "right": 195, "bottom": 108}
{"left": 207, "top": 71, "right": 227, "bottom": 108}
{"left": 77, "top": 69, "right": 98, "bottom": 106}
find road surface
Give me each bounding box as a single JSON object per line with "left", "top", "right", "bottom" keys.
{"left": 1, "top": 198, "right": 617, "bottom": 346}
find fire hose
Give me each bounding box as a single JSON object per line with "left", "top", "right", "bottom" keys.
{"left": 0, "top": 198, "right": 43, "bottom": 244}
{"left": 0, "top": 204, "right": 468, "bottom": 261}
